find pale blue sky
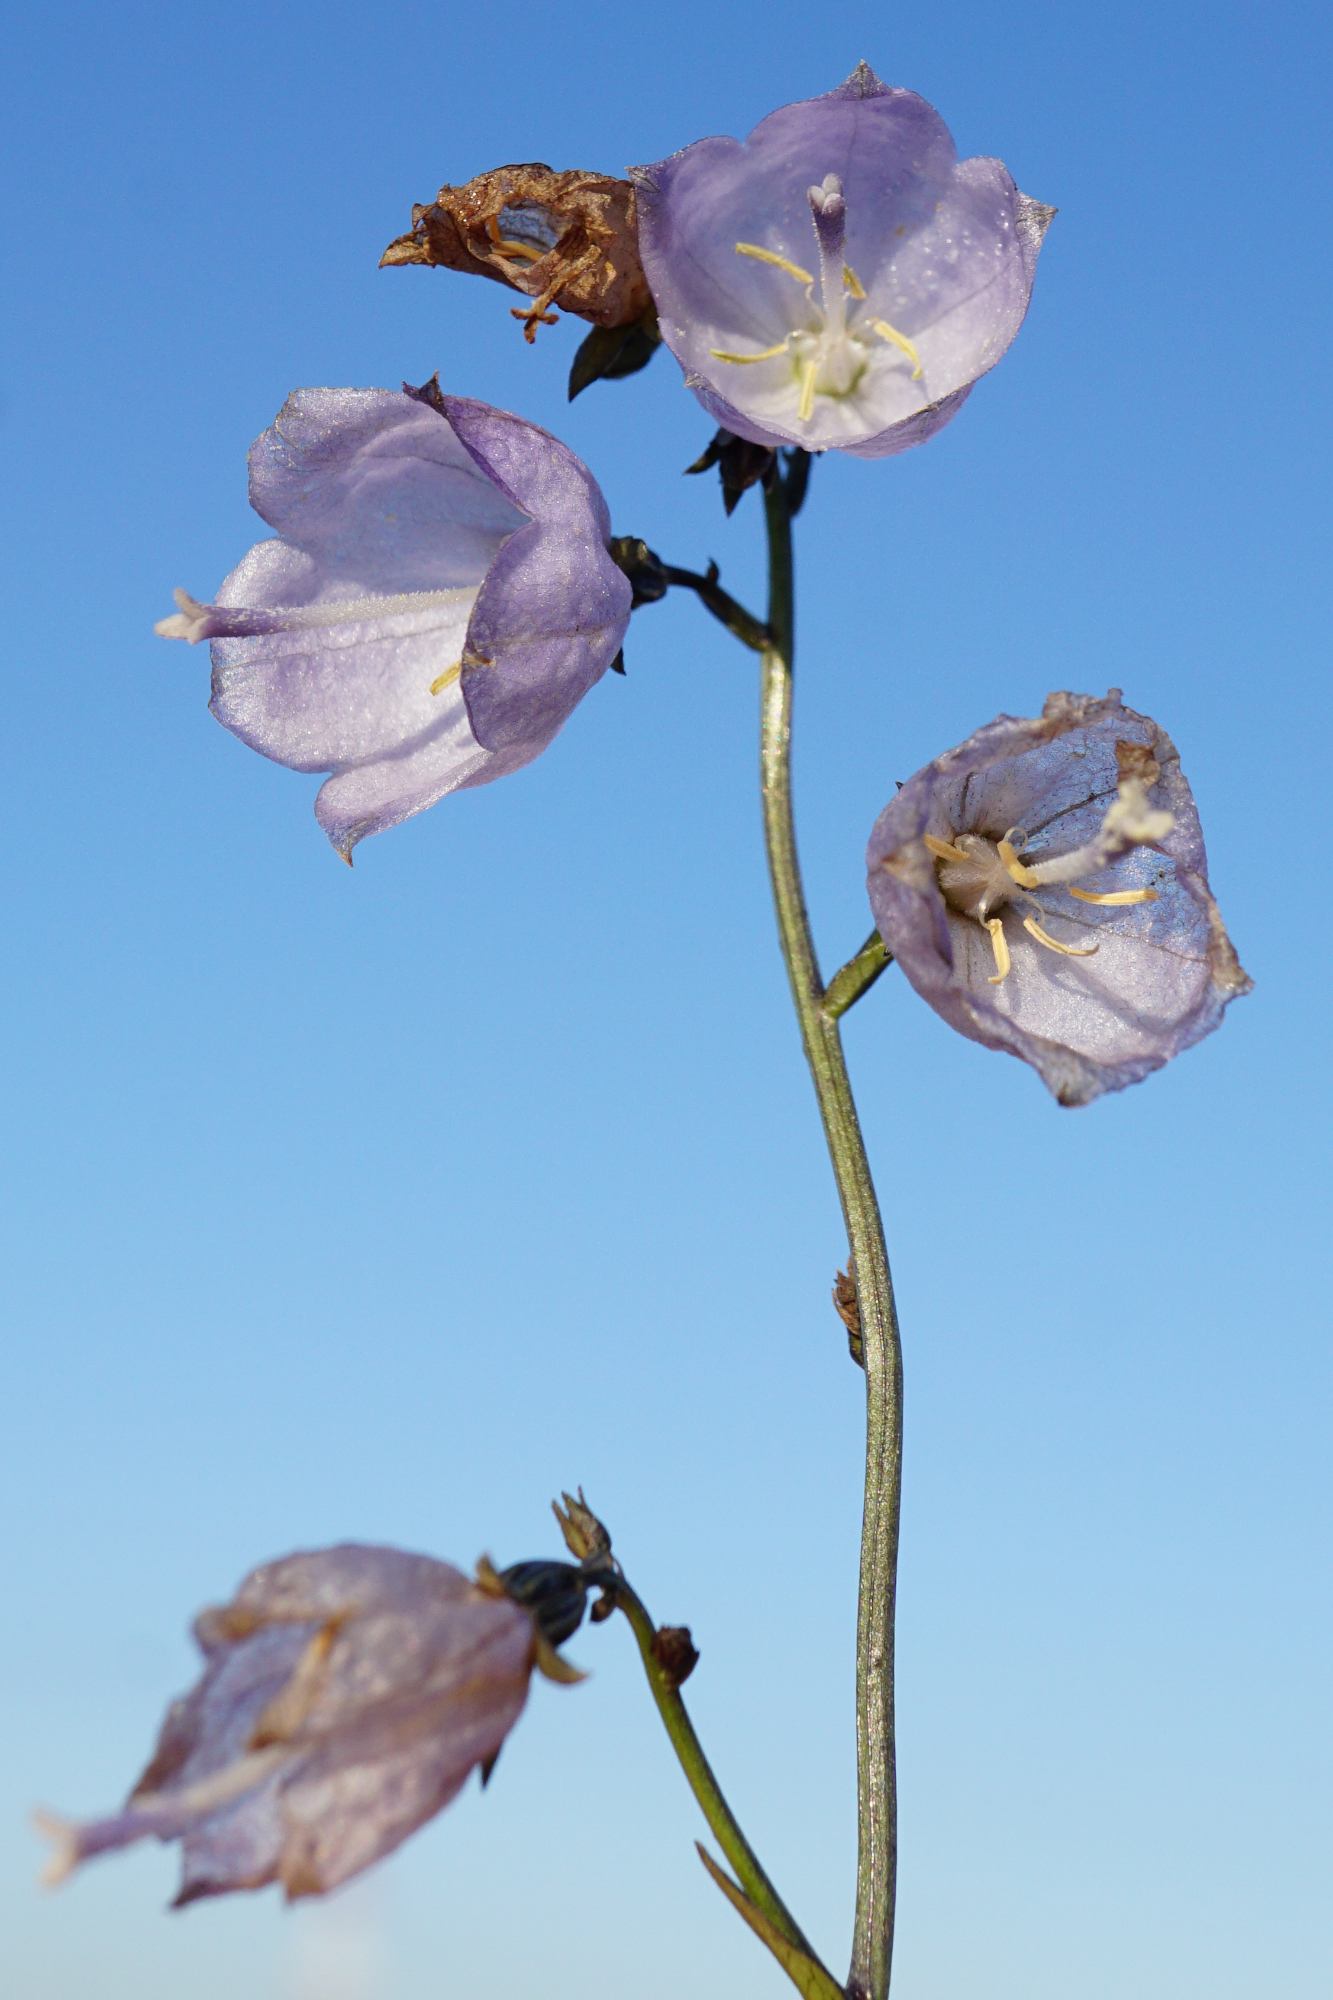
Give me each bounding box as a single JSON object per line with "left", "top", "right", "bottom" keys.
{"left": 1, "top": 2, "right": 1329, "bottom": 1996}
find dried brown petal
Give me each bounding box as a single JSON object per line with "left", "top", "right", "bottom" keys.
{"left": 380, "top": 164, "right": 651, "bottom": 342}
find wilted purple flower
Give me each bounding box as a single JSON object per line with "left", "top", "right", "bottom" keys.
{"left": 156, "top": 384, "right": 631, "bottom": 860}
{"left": 866, "top": 691, "right": 1251, "bottom": 1105}
{"left": 36, "top": 1544, "right": 581, "bottom": 1903}
{"left": 631, "top": 63, "right": 1052, "bottom": 457}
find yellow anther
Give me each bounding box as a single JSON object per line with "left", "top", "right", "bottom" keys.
{"left": 924, "top": 834, "right": 969, "bottom": 863}
{"left": 843, "top": 264, "right": 867, "bottom": 300}
{"left": 997, "top": 839, "right": 1039, "bottom": 889}
{"left": 870, "top": 318, "right": 923, "bottom": 379}
{"left": 797, "top": 357, "right": 817, "bottom": 420}
{"left": 1068, "top": 885, "right": 1159, "bottom": 906}
{"left": 709, "top": 341, "right": 791, "bottom": 364}
{"left": 429, "top": 661, "right": 463, "bottom": 696}
{"left": 1022, "top": 917, "right": 1098, "bottom": 958}
{"left": 734, "top": 242, "right": 814, "bottom": 285}
{"left": 985, "top": 917, "right": 1011, "bottom": 985}
{"left": 495, "top": 238, "right": 543, "bottom": 262}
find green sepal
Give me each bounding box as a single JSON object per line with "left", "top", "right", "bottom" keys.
{"left": 696, "top": 1845, "right": 845, "bottom": 2000}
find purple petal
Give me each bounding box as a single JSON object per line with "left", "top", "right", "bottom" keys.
{"left": 440, "top": 397, "right": 631, "bottom": 755}
{"left": 244, "top": 389, "right": 523, "bottom": 596}
{"left": 866, "top": 692, "right": 1251, "bottom": 1105}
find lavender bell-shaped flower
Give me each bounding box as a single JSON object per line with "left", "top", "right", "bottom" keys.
{"left": 36, "top": 1544, "right": 585, "bottom": 1903}
{"left": 156, "top": 384, "right": 631, "bottom": 859}
{"left": 631, "top": 62, "right": 1053, "bottom": 457}
{"left": 866, "top": 691, "right": 1251, "bottom": 1105}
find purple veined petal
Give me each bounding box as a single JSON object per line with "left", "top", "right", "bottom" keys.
{"left": 245, "top": 389, "right": 524, "bottom": 597}
{"left": 159, "top": 389, "right": 630, "bottom": 858}
{"left": 633, "top": 63, "right": 1053, "bottom": 456}
{"left": 440, "top": 397, "right": 632, "bottom": 755}
{"left": 866, "top": 691, "right": 1251, "bottom": 1105}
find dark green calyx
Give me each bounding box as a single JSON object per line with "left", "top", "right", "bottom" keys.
{"left": 607, "top": 536, "right": 670, "bottom": 608}
{"left": 685, "top": 429, "right": 776, "bottom": 516}
{"left": 568, "top": 308, "right": 662, "bottom": 400}
{"left": 781, "top": 447, "right": 812, "bottom": 518}
{"left": 497, "top": 1560, "right": 589, "bottom": 1646}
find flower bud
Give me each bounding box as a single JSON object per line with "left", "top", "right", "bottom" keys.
{"left": 551, "top": 1488, "right": 612, "bottom": 1561}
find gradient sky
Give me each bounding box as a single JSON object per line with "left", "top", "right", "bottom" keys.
{"left": 2, "top": 2, "right": 1329, "bottom": 1996}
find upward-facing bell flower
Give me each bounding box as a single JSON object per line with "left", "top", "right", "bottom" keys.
{"left": 866, "top": 691, "right": 1251, "bottom": 1105}
{"left": 631, "top": 63, "right": 1052, "bottom": 457}
{"left": 156, "top": 383, "right": 631, "bottom": 860}
{"left": 36, "top": 1544, "right": 587, "bottom": 1905}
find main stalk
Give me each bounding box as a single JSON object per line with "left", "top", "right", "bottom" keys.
{"left": 759, "top": 474, "right": 905, "bottom": 2000}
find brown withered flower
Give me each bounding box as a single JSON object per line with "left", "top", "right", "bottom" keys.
{"left": 381, "top": 164, "right": 651, "bottom": 342}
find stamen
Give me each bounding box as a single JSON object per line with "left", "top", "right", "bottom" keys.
{"left": 997, "top": 839, "right": 1039, "bottom": 889}
{"left": 249, "top": 1623, "right": 341, "bottom": 1747}
{"left": 797, "top": 358, "right": 818, "bottom": 421}
{"left": 708, "top": 341, "right": 791, "bottom": 364}
{"left": 924, "top": 834, "right": 969, "bottom": 862}
{"left": 430, "top": 661, "right": 463, "bottom": 696}
{"left": 870, "top": 318, "right": 923, "bottom": 379}
{"left": 1023, "top": 917, "right": 1098, "bottom": 958}
{"left": 495, "top": 238, "right": 544, "bottom": 262}
{"left": 843, "top": 264, "right": 867, "bottom": 300}
{"left": 985, "top": 917, "right": 1011, "bottom": 985}
{"left": 734, "top": 242, "right": 814, "bottom": 286}
{"left": 1068, "top": 885, "right": 1159, "bottom": 906}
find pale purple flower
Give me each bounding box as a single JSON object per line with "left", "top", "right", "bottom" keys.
{"left": 156, "top": 385, "right": 631, "bottom": 860}
{"left": 36, "top": 1544, "right": 580, "bottom": 1903}
{"left": 866, "top": 691, "right": 1251, "bottom": 1105}
{"left": 631, "top": 63, "right": 1052, "bottom": 457}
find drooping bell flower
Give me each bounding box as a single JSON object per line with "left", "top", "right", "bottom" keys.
{"left": 865, "top": 691, "right": 1251, "bottom": 1105}
{"left": 36, "top": 1544, "right": 587, "bottom": 1904}
{"left": 155, "top": 382, "right": 631, "bottom": 860}
{"left": 631, "top": 62, "right": 1052, "bottom": 457}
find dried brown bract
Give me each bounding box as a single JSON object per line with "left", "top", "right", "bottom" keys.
{"left": 833, "top": 1266, "right": 864, "bottom": 1367}
{"left": 381, "top": 164, "right": 652, "bottom": 342}
{"left": 651, "top": 1625, "right": 700, "bottom": 1689}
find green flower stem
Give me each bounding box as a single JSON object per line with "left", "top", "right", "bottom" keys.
{"left": 662, "top": 561, "right": 771, "bottom": 652}
{"left": 760, "top": 475, "right": 905, "bottom": 2000}
{"left": 823, "top": 932, "right": 894, "bottom": 1023}
{"left": 611, "top": 1575, "right": 819, "bottom": 1962}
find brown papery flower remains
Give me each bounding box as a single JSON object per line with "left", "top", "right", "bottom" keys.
{"left": 381, "top": 164, "right": 651, "bottom": 341}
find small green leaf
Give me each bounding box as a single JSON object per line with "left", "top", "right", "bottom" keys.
{"left": 568, "top": 310, "right": 662, "bottom": 400}
{"left": 696, "top": 1845, "right": 845, "bottom": 2000}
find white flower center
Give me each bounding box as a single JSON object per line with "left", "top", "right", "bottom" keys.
{"left": 708, "top": 173, "right": 923, "bottom": 421}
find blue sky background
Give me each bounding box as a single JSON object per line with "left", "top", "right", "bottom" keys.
{"left": 1, "top": 2, "right": 1329, "bottom": 1996}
